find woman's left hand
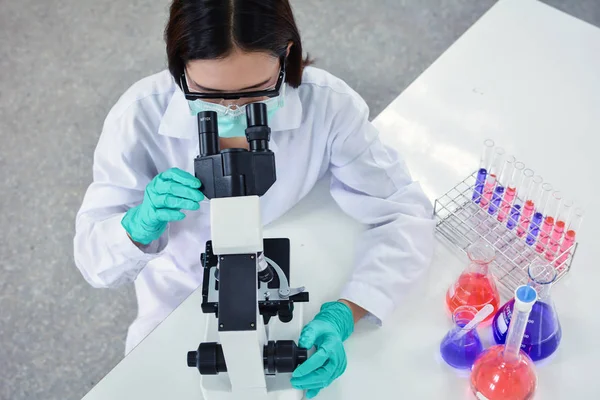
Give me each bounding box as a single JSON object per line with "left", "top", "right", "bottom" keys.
{"left": 291, "top": 301, "right": 354, "bottom": 398}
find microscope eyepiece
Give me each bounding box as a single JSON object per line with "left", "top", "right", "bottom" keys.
{"left": 246, "top": 102, "right": 268, "bottom": 127}
{"left": 245, "top": 103, "right": 270, "bottom": 152}
{"left": 198, "top": 111, "right": 220, "bottom": 156}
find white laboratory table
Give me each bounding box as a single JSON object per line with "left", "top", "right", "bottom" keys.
{"left": 82, "top": 0, "right": 600, "bottom": 398}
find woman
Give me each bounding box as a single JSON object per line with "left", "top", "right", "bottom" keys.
{"left": 74, "top": 0, "right": 435, "bottom": 397}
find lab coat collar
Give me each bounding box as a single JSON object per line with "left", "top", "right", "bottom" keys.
{"left": 158, "top": 83, "right": 303, "bottom": 140}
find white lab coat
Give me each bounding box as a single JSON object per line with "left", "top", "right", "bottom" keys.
{"left": 73, "top": 66, "right": 435, "bottom": 354}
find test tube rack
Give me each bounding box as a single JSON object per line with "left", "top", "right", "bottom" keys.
{"left": 433, "top": 171, "right": 579, "bottom": 299}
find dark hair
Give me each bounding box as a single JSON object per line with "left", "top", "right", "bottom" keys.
{"left": 165, "top": 0, "right": 311, "bottom": 88}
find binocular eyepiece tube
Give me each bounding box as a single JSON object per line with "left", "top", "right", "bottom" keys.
{"left": 198, "top": 112, "right": 220, "bottom": 157}
{"left": 197, "top": 103, "right": 271, "bottom": 156}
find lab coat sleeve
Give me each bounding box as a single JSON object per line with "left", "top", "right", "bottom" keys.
{"left": 73, "top": 104, "right": 168, "bottom": 288}
{"left": 328, "top": 92, "right": 436, "bottom": 325}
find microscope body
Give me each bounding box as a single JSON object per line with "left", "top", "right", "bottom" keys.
{"left": 187, "top": 104, "right": 309, "bottom": 400}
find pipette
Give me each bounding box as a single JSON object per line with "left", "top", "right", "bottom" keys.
{"left": 546, "top": 198, "right": 573, "bottom": 261}
{"left": 453, "top": 304, "right": 494, "bottom": 340}
{"left": 473, "top": 139, "right": 495, "bottom": 204}
{"left": 480, "top": 147, "right": 505, "bottom": 210}
{"left": 517, "top": 175, "right": 543, "bottom": 238}
{"left": 536, "top": 188, "right": 560, "bottom": 253}
{"left": 527, "top": 181, "right": 552, "bottom": 246}
{"left": 498, "top": 160, "right": 524, "bottom": 223}
{"left": 555, "top": 207, "right": 584, "bottom": 268}
{"left": 507, "top": 168, "right": 534, "bottom": 231}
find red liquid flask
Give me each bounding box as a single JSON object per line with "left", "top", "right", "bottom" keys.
{"left": 446, "top": 241, "right": 500, "bottom": 323}
{"left": 471, "top": 285, "right": 538, "bottom": 400}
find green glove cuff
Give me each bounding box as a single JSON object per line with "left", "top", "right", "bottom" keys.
{"left": 314, "top": 301, "right": 355, "bottom": 342}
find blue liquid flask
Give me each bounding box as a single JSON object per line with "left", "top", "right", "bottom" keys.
{"left": 492, "top": 259, "right": 562, "bottom": 361}
{"left": 440, "top": 306, "right": 484, "bottom": 369}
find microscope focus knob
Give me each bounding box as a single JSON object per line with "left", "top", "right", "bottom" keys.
{"left": 263, "top": 340, "right": 307, "bottom": 374}
{"left": 187, "top": 351, "right": 198, "bottom": 367}
{"left": 187, "top": 343, "right": 227, "bottom": 375}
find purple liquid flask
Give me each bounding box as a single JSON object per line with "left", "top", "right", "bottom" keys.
{"left": 439, "top": 306, "right": 484, "bottom": 369}
{"left": 517, "top": 175, "right": 543, "bottom": 239}
{"left": 492, "top": 259, "right": 562, "bottom": 362}
{"left": 498, "top": 161, "right": 524, "bottom": 223}
{"left": 546, "top": 198, "right": 573, "bottom": 262}
{"left": 536, "top": 186, "right": 559, "bottom": 254}
{"left": 555, "top": 208, "right": 584, "bottom": 269}
{"left": 473, "top": 139, "right": 495, "bottom": 204}
{"left": 480, "top": 147, "right": 505, "bottom": 210}
{"left": 526, "top": 179, "right": 551, "bottom": 246}
{"left": 507, "top": 168, "right": 534, "bottom": 231}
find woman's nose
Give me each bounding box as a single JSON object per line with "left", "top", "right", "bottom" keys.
{"left": 221, "top": 99, "right": 243, "bottom": 108}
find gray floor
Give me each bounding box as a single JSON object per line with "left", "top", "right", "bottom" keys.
{"left": 1, "top": 0, "right": 598, "bottom": 399}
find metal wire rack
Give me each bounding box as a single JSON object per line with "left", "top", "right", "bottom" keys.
{"left": 433, "top": 171, "right": 578, "bottom": 298}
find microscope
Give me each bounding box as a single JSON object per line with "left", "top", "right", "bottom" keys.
{"left": 186, "top": 103, "right": 310, "bottom": 400}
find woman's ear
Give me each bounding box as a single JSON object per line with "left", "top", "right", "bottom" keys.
{"left": 286, "top": 41, "right": 293, "bottom": 57}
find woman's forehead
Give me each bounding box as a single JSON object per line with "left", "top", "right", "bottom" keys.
{"left": 186, "top": 51, "right": 279, "bottom": 92}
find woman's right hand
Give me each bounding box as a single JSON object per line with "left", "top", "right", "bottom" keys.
{"left": 121, "top": 168, "right": 204, "bottom": 245}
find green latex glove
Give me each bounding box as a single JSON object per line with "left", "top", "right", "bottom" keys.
{"left": 291, "top": 301, "right": 354, "bottom": 398}
{"left": 121, "top": 168, "right": 204, "bottom": 245}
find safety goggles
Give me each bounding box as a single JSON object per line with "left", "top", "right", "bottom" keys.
{"left": 180, "top": 56, "right": 286, "bottom": 101}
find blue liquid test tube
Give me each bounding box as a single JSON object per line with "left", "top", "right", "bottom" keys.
{"left": 527, "top": 180, "right": 551, "bottom": 246}
{"left": 473, "top": 139, "right": 495, "bottom": 204}
{"left": 507, "top": 168, "right": 534, "bottom": 230}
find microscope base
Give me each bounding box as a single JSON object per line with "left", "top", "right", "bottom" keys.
{"left": 200, "top": 303, "right": 306, "bottom": 400}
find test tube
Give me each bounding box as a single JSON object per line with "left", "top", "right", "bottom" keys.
{"left": 535, "top": 185, "right": 558, "bottom": 253}
{"left": 489, "top": 156, "right": 515, "bottom": 216}
{"left": 527, "top": 182, "right": 552, "bottom": 246}
{"left": 555, "top": 207, "right": 584, "bottom": 268}
{"left": 517, "top": 175, "right": 543, "bottom": 238}
{"left": 498, "top": 160, "right": 524, "bottom": 222}
{"left": 480, "top": 147, "right": 505, "bottom": 210}
{"left": 546, "top": 197, "right": 573, "bottom": 261}
{"left": 472, "top": 139, "right": 495, "bottom": 204}
{"left": 507, "top": 168, "right": 534, "bottom": 230}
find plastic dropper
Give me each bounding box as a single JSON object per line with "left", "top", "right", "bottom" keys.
{"left": 555, "top": 207, "right": 584, "bottom": 268}
{"left": 498, "top": 160, "right": 524, "bottom": 223}
{"left": 507, "top": 168, "right": 534, "bottom": 231}
{"left": 527, "top": 182, "right": 552, "bottom": 246}
{"left": 453, "top": 304, "right": 495, "bottom": 340}
{"left": 473, "top": 139, "right": 495, "bottom": 204}
{"left": 480, "top": 147, "right": 505, "bottom": 210}
{"left": 546, "top": 198, "right": 573, "bottom": 261}
{"left": 517, "top": 175, "right": 543, "bottom": 238}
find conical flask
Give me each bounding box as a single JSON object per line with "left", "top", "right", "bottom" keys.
{"left": 439, "top": 306, "right": 484, "bottom": 369}
{"left": 471, "top": 285, "right": 538, "bottom": 400}
{"left": 446, "top": 240, "right": 501, "bottom": 322}
{"left": 491, "top": 258, "right": 561, "bottom": 361}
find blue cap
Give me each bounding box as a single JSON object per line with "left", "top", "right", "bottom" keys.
{"left": 516, "top": 285, "right": 537, "bottom": 303}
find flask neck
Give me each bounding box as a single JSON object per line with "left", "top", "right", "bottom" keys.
{"left": 528, "top": 277, "right": 553, "bottom": 301}
{"left": 468, "top": 260, "right": 490, "bottom": 275}
{"left": 503, "top": 307, "right": 531, "bottom": 363}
